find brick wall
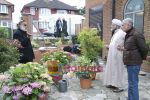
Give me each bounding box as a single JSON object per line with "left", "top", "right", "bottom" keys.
{"left": 22, "top": 14, "right": 33, "bottom": 35}
{"left": 144, "top": 0, "right": 150, "bottom": 39}
{"left": 85, "top": 0, "right": 150, "bottom": 59}
{"left": 84, "top": 0, "right": 106, "bottom": 28}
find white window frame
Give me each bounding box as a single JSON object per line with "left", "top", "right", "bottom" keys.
{"left": 38, "top": 21, "right": 50, "bottom": 30}
{"left": 30, "top": 7, "right": 35, "bottom": 15}
{"left": 124, "top": 0, "right": 144, "bottom": 33}
{"left": 0, "top": 5, "right": 8, "bottom": 14}
{"left": 39, "top": 8, "right": 51, "bottom": 16}
{"left": 57, "top": 10, "right": 67, "bottom": 14}
{"left": 0, "top": 20, "right": 9, "bottom": 27}
{"left": 124, "top": 0, "right": 144, "bottom": 25}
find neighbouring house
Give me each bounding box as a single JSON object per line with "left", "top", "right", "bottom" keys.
{"left": 85, "top": 0, "right": 150, "bottom": 72}
{"left": 21, "top": 0, "right": 84, "bottom": 35}
{"left": 0, "top": 0, "right": 14, "bottom": 28}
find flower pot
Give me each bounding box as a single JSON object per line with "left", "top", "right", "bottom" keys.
{"left": 80, "top": 78, "right": 92, "bottom": 89}
{"left": 47, "top": 60, "right": 59, "bottom": 74}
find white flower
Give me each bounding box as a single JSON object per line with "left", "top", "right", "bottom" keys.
{"left": 43, "top": 86, "right": 50, "bottom": 92}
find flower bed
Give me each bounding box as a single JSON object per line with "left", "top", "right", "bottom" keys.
{"left": 0, "top": 62, "right": 53, "bottom": 100}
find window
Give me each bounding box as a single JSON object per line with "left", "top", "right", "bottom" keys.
{"left": 124, "top": 0, "right": 144, "bottom": 33}
{"left": 0, "top": 21, "right": 8, "bottom": 27}
{"left": 57, "top": 10, "right": 67, "bottom": 14}
{"left": 39, "top": 21, "right": 49, "bottom": 29}
{"left": 39, "top": 8, "right": 51, "bottom": 16}
{"left": 30, "top": 7, "right": 35, "bottom": 15}
{"left": 0, "top": 5, "right": 8, "bottom": 14}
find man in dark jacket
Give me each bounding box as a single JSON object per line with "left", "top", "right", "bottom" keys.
{"left": 13, "top": 20, "right": 35, "bottom": 63}
{"left": 62, "top": 18, "right": 68, "bottom": 37}
{"left": 121, "top": 18, "right": 148, "bottom": 100}
{"left": 55, "top": 18, "right": 62, "bottom": 37}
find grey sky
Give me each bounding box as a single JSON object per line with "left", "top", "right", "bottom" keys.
{"left": 7, "top": 0, "right": 85, "bottom": 23}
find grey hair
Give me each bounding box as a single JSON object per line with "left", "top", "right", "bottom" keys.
{"left": 122, "top": 18, "right": 133, "bottom": 26}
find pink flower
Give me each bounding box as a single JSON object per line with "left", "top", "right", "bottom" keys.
{"left": 22, "top": 86, "right": 32, "bottom": 95}
{"left": 13, "top": 95, "right": 19, "bottom": 100}
{"left": 2, "top": 86, "right": 11, "bottom": 93}
{"left": 15, "top": 86, "right": 23, "bottom": 91}
{"left": 30, "top": 82, "right": 41, "bottom": 88}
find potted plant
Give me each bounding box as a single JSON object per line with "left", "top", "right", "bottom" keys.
{"left": 41, "top": 51, "right": 73, "bottom": 83}
{"left": 1, "top": 62, "right": 53, "bottom": 100}
{"left": 78, "top": 28, "right": 103, "bottom": 63}
{"left": 70, "top": 56, "right": 92, "bottom": 89}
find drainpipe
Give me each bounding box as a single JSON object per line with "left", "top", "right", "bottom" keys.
{"left": 112, "top": 0, "right": 116, "bottom": 36}
{"left": 112, "top": 0, "right": 116, "bottom": 19}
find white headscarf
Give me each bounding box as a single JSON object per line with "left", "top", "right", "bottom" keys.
{"left": 112, "top": 19, "right": 122, "bottom": 26}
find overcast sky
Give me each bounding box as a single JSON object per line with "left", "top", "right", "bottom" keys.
{"left": 7, "top": 0, "right": 85, "bottom": 23}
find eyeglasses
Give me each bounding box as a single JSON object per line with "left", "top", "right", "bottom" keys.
{"left": 23, "top": 24, "right": 27, "bottom": 26}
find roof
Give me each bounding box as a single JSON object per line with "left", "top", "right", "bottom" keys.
{"left": 0, "top": 0, "right": 14, "bottom": 6}
{"left": 23, "top": 0, "right": 78, "bottom": 11}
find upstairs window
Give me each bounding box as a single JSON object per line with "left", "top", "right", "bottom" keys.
{"left": 57, "top": 10, "right": 67, "bottom": 14}
{"left": 124, "top": 0, "right": 144, "bottom": 33}
{"left": 39, "top": 8, "right": 51, "bottom": 16}
{"left": 30, "top": 7, "right": 35, "bottom": 15}
{"left": 0, "top": 5, "right": 8, "bottom": 14}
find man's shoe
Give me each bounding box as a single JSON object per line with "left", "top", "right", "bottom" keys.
{"left": 106, "top": 85, "right": 118, "bottom": 89}
{"left": 113, "top": 88, "right": 124, "bottom": 93}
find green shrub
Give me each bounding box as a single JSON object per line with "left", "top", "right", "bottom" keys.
{"left": 78, "top": 28, "right": 103, "bottom": 61}
{"left": 0, "top": 38, "right": 20, "bottom": 73}
{"left": 0, "top": 27, "right": 11, "bottom": 39}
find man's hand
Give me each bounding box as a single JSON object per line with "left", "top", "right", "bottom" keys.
{"left": 117, "top": 45, "right": 124, "bottom": 51}
{"left": 13, "top": 39, "right": 24, "bottom": 48}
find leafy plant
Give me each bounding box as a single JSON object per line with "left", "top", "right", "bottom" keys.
{"left": 0, "top": 27, "right": 11, "bottom": 39}
{"left": 0, "top": 38, "right": 20, "bottom": 73}
{"left": 1, "top": 62, "right": 53, "bottom": 100}
{"left": 55, "top": 38, "right": 63, "bottom": 48}
{"left": 41, "top": 51, "right": 72, "bottom": 67}
{"left": 71, "top": 56, "right": 92, "bottom": 79}
{"left": 78, "top": 28, "right": 103, "bottom": 61}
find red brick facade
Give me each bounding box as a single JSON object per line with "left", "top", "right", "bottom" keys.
{"left": 85, "top": 0, "right": 150, "bottom": 58}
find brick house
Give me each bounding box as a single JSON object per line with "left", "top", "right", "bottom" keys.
{"left": 0, "top": 0, "right": 14, "bottom": 28}
{"left": 85, "top": 0, "right": 150, "bottom": 58}
{"left": 21, "top": 0, "right": 79, "bottom": 33}
{"left": 85, "top": 0, "right": 150, "bottom": 72}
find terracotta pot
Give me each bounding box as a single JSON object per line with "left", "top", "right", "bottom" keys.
{"left": 47, "top": 60, "right": 59, "bottom": 74}
{"left": 80, "top": 78, "right": 92, "bottom": 89}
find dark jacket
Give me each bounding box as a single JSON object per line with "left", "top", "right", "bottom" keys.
{"left": 123, "top": 28, "right": 148, "bottom": 65}
{"left": 13, "top": 29, "right": 35, "bottom": 63}
{"left": 62, "top": 19, "right": 68, "bottom": 36}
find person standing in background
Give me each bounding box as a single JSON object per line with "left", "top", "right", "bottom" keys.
{"left": 13, "top": 20, "right": 35, "bottom": 63}
{"left": 62, "top": 18, "right": 68, "bottom": 37}
{"left": 55, "top": 18, "right": 62, "bottom": 37}
{"left": 104, "top": 19, "right": 126, "bottom": 92}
